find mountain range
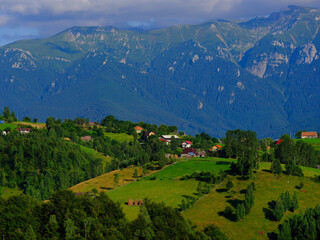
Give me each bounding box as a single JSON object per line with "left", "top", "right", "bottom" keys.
{"left": 1, "top": 5, "right": 320, "bottom": 138}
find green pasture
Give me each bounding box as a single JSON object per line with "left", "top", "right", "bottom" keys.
{"left": 107, "top": 158, "right": 233, "bottom": 220}
{"left": 294, "top": 138, "right": 320, "bottom": 144}
{"left": 0, "top": 123, "right": 17, "bottom": 131}
{"left": 259, "top": 162, "right": 320, "bottom": 177}
{"left": 148, "top": 158, "right": 233, "bottom": 180}
{"left": 183, "top": 171, "right": 320, "bottom": 240}
{"left": 104, "top": 132, "right": 134, "bottom": 142}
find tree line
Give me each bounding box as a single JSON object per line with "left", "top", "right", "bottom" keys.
{"left": 0, "top": 190, "right": 227, "bottom": 240}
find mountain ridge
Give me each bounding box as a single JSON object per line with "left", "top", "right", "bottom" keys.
{"left": 1, "top": 5, "right": 320, "bottom": 138}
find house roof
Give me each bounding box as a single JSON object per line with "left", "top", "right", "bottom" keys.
{"left": 301, "top": 132, "right": 317, "bottom": 137}
{"left": 161, "top": 135, "right": 179, "bottom": 139}
{"left": 134, "top": 126, "right": 143, "bottom": 130}
{"left": 184, "top": 141, "right": 192, "bottom": 144}
{"left": 17, "top": 128, "right": 31, "bottom": 131}
{"left": 214, "top": 145, "right": 222, "bottom": 148}
{"left": 182, "top": 148, "right": 197, "bottom": 154}
{"left": 81, "top": 136, "right": 93, "bottom": 141}
{"left": 275, "top": 140, "right": 283, "bottom": 145}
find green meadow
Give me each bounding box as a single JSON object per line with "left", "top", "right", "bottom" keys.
{"left": 104, "top": 132, "right": 134, "bottom": 142}
{"left": 107, "top": 158, "right": 233, "bottom": 220}
{"left": 183, "top": 170, "right": 320, "bottom": 240}
{"left": 0, "top": 123, "right": 18, "bottom": 130}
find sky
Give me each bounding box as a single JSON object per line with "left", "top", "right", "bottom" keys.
{"left": 1, "top": 0, "right": 320, "bottom": 46}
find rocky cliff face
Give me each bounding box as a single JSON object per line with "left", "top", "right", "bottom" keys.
{"left": 0, "top": 5, "right": 319, "bottom": 138}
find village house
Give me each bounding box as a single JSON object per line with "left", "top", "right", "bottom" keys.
{"left": 212, "top": 145, "right": 222, "bottom": 152}
{"left": 160, "top": 138, "right": 169, "bottom": 145}
{"left": 88, "top": 122, "right": 100, "bottom": 126}
{"left": 182, "top": 141, "right": 192, "bottom": 148}
{"left": 81, "top": 136, "right": 93, "bottom": 142}
{"left": 17, "top": 128, "right": 31, "bottom": 134}
{"left": 160, "top": 135, "right": 179, "bottom": 142}
{"left": 197, "top": 151, "right": 206, "bottom": 158}
{"left": 142, "top": 131, "right": 156, "bottom": 140}
{"left": 134, "top": 126, "right": 143, "bottom": 134}
{"left": 2, "top": 131, "right": 6, "bottom": 135}
{"left": 181, "top": 148, "right": 198, "bottom": 157}
{"left": 301, "top": 132, "right": 318, "bottom": 139}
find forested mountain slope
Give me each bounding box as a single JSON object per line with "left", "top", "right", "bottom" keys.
{"left": 1, "top": 5, "right": 320, "bottom": 137}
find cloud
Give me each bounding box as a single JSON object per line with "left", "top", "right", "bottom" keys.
{"left": 0, "top": 0, "right": 320, "bottom": 45}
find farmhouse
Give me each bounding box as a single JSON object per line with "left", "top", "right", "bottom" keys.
{"left": 212, "top": 145, "right": 222, "bottom": 152}
{"left": 134, "top": 126, "right": 143, "bottom": 133}
{"left": 81, "top": 136, "right": 93, "bottom": 141}
{"left": 160, "top": 138, "right": 169, "bottom": 145}
{"left": 160, "top": 135, "right": 179, "bottom": 142}
{"left": 17, "top": 128, "right": 31, "bottom": 134}
{"left": 142, "top": 131, "right": 156, "bottom": 140}
{"left": 181, "top": 148, "right": 198, "bottom": 157}
{"left": 182, "top": 141, "right": 192, "bottom": 148}
{"left": 301, "top": 132, "right": 318, "bottom": 139}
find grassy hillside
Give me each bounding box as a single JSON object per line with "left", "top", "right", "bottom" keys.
{"left": 183, "top": 170, "right": 320, "bottom": 240}
{"left": 107, "top": 158, "right": 233, "bottom": 220}
{"left": 104, "top": 132, "right": 134, "bottom": 142}
{"left": 69, "top": 166, "right": 153, "bottom": 193}
{"left": 15, "top": 121, "right": 46, "bottom": 129}
{"left": 294, "top": 138, "right": 320, "bottom": 151}
{"left": 0, "top": 123, "right": 17, "bottom": 130}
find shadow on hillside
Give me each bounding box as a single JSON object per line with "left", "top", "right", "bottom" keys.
{"left": 216, "top": 161, "right": 231, "bottom": 165}
{"left": 226, "top": 199, "right": 242, "bottom": 209}
{"left": 239, "top": 189, "right": 246, "bottom": 194}
{"left": 236, "top": 176, "right": 250, "bottom": 181}
{"left": 267, "top": 232, "right": 278, "bottom": 240}
{"left": 262, "top": 169, "right": 272, "bottom": 173}
{"left": 216, "top": 188, "right": 228, "bottom": 193}
{"left": 268, "top": 200, "right": 276, "bottom": 209}
{"left": 100, "top": 187, "right": 113, "bottom": 190}
{"left": 263, "top": 207, "right": 275, "bottom": 221}
{"left": 218, "top": 209, "right": 236, "bottom": 222}
{"left": 263, "top": 200, "right": 276, "bottom": 221}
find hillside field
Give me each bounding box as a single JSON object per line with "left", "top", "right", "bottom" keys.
{"left": 68, "top": 157, "right": 320, "bottom": 238}
{"left": 107, "top": 158, "right": 234, "bottom": 220}
{"left": 104, "top": 132, "right": 134, "bottom": 142}
{"left": 183, "top": 170, "right": 320, "bottom": 240}
{"left": 0, "top": 123, "right": 17, "bottom": 130}
{"left": 294, "top": 138, "right": 320, "bottom": 151}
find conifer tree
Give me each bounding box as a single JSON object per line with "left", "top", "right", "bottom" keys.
{"left": 291, "top": 191, "right": 299, "bottom": 211}
{"left": 197, "top": 182, "right": 203, "bottom": 194}
{"left": 273, "top": 199, "right": 285, "bottom": 221}
{"left": 226, "top": 180, "right": 233, "bottom": 191}
{"left": 270, "top": 158, "right": 282, "bottom": 175}
{"left": 64, "top": 218, "right": 77, "bottom": 240}
{"left": 278, "top": 221, "right": 292, "bottom": 240}
{"left": 133, "top": 169, "right": 138, "bottom": 178}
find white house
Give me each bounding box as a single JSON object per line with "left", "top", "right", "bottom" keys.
{"left": 182, "top": 141, "right": 192, "bottom": 148}
{"left": 160, "top": 135, "right": 179, "bottom": 142}
{"left": 17, "top": 128, "right": 31, "bottom": 134}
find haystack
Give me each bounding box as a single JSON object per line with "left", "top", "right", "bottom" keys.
{"left": 127, "top": 199, "right": 133, "bottom": 206}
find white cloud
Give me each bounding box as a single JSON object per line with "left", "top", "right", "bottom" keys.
{"left": 0, "top": 0, "right": 320, "bottom": 45}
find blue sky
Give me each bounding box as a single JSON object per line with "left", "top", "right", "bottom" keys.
{"left": 1, "top": 0, "right": 320, "bottom": 46}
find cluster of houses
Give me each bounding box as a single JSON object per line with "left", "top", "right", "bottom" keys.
{"left": 134, "top": 126, "right": 226, "bottom": 158}
{"left": 301, "top": 132, "right": 318, "bottom": 139}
